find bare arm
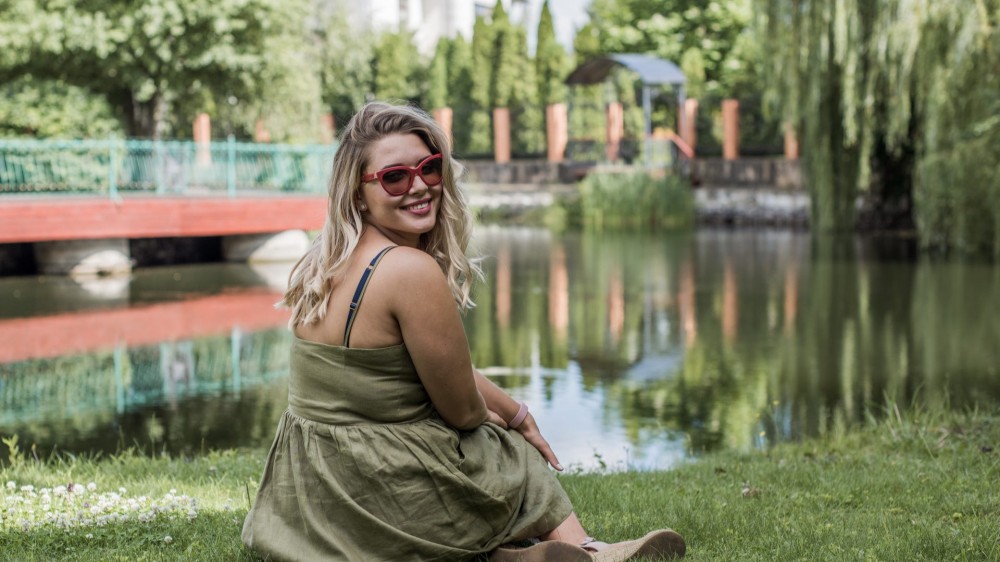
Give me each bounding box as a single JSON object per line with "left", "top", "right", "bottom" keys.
{"left": 387, "top": 249, "right": 487, "bottom": 430}
{"left": 473, "top": 369, "right": 564, "bottom": 471}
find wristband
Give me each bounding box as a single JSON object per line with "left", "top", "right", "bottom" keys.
{"left": 508, "top": 401, "right": 529, "bottom": 429}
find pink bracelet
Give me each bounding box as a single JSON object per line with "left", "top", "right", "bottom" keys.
{"left": 508, "top": 401, "right": 529, "bottom": 429}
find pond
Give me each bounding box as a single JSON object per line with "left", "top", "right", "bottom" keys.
{"left": 1, "top": 226, "right": 998, "bottom": 471}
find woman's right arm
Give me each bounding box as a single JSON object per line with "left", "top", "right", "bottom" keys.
{"left": 384, "top": 249, "right": 488, "bottom": 430}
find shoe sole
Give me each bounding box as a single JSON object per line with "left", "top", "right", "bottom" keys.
{"left": 490, "top": 540, "right": 595, "bottom": 562}
{"left": 591, "top": 529, "right": 686, "bottom": 562}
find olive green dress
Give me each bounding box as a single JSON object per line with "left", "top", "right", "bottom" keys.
{"left": 242, "top": 251, "right": 573, "bottom": 561}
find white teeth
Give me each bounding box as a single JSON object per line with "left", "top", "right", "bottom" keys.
{"left": 405, "top": 201, "right": 429, "bottom": 211}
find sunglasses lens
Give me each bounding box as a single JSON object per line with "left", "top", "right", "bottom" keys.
{"left": 420, "top": 158, "right": 443, "bottom": 185}
{"left": 380, "top": 169, "right": 411, "bottom": 194}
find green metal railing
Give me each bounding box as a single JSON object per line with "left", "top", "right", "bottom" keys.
{"left": 0, "top": 137, "right": 338, "bottom": 197}
{"left": 0, "top": 328, "right": 291, "bottom": 426}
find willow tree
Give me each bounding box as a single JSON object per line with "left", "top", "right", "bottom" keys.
{"left": 753, "top": 1, "right": 1000, "bottom": 253}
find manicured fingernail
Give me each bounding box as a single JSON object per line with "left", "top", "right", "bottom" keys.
{"left": 555, "top": 463, "right": 564, "bottom": 471}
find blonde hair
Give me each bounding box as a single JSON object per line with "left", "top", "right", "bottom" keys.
{"left": 283, "top": 101, "right": 482, "bottom": 326}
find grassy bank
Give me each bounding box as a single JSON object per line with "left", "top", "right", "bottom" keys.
{"left": 2, "top": 407, "right": 998, "bottom": 561}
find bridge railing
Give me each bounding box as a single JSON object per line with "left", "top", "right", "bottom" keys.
{"left": 0, "top": 137, "right": 338, "bottom": 198}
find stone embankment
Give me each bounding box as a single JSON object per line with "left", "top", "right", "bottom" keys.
{"left": 463, "top": 157, "right": 810, "bottom": 226}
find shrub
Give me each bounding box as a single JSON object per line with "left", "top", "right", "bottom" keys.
{"left": 578, "top": 170, "right": 694, "bottom": 230}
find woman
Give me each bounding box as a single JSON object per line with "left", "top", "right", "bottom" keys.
{"left": 242, "top": 102, "right": 685, "bottom": 561}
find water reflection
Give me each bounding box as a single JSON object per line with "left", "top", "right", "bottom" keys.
{"left": 1, "top": 229, "right": 999, "bottom": 470}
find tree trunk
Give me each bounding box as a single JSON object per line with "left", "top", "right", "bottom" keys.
{"left": 123, "top": 91, "right": 166, "bottom": 139}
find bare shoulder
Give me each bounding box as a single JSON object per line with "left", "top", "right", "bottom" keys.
{"left": 378, "top": 246, "right": 447, "bottom": 285}
{"left": 375, "top": 247, "right": 453, "bottom": 314}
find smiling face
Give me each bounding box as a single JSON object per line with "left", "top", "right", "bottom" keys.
{"left": 359, "top": 133, "right": 442, "bottom": 247}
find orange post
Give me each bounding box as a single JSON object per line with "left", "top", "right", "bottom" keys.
{"left": 254, "top": 119, "right": 271, "bottom": 143}
{"left": 722, "top": 99, "right": 740, "bottom": 160}
{"left": 545, "top": 103, "right": 568, "bottom": 163}
{"left": 682, "top": 99, "right": 699, "bottom": 153}
{"left": 193, "top": 113, "right": 211, "bottom": 166}
{"left": 433, "top": 108, "right": 454, "bottom": 149}
{"left": 784, "top": 122, "right": 799, "bottom": 160}
{"left": 605, "top": 102, "right": 624, "bottom": 162}
{"left": 321, "top": 113, "right": 336, "bottom": 144}
{"left": 493, "top": 107, "right": 511, "bottom": 164}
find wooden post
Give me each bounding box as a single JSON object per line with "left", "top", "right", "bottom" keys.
{"left": 605, "top": 102, "right": 624, "bottom": 162}
{"left": 722, "top": 99, "right": 740, "bottom": 160}
{"left": 784, "top": 121, "right": 799, "bottom": 160}
{"left": 545, "top": 103, "right": 568, "bottom": 163}
{"left": 433, "top": 107, "right": 453, "bottom": 149}
{"left": 493, "top": 107, "right": 511, "bottom": 164}
{"left": 682, "top": 99, "right": 699, "bottom": 153}
{"left": 193, "top": 113, "right": 211, "bottom": 166}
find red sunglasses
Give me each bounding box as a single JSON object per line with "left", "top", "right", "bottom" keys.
{"left": 362, "top": 153, "right": 444, "bottom": 196}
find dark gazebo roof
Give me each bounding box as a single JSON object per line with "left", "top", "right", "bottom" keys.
{"left": 565, "top": 54, "right": 687, "bottom": 87}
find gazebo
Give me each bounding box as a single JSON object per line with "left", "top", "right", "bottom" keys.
{"left": 564, "top": 54, "right": 688, "bottom": 167}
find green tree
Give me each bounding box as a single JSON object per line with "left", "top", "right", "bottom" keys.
{"left": 372, "top": 31, "right": 422, "bottom": 104}
{"left": 536, "top": 0, "right": 568, "bottom": 106}
{"left": 445, "top": 35, "right": 476, "bottom": 155}
{"left": 752, "top": 0, "right": 999, "bottom": 253}
{"left": 569, "top": 24, "right": 606, "bottom": 146}
{"left": 584, "top": 0, "right": 753, "bottom": 96}
{"left": 317, "top": 1, "right": 375, "bottom": 130}
{"left": 426, "top": 39, "right": 450, "bottom": 110}
{"left": 489, "top": 1, "right": 518, "bottom": 108}
{"left": 468, "top": 15, "right": 495, "bottom": 155}
{"left": 509, "top": 25, "right": 544, "bottom": 155}
{"left": 0, "top": 77, "right": 123, "bottom": 138}
{"left": 0, "top": 0, "right": 306, "bottom": 139}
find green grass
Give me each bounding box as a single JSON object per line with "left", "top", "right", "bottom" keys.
{"left": 2, "top": 406, "right": 998, "bottom": 561}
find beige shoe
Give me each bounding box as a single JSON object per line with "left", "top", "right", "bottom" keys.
{"left": 490, "top": 540, "right": 595, "bottom": 562}
{"left": 581, "top": 529, "right": 686, "bottom": 562}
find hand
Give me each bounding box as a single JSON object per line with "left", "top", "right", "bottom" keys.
{"left": 513, "top": 414, "right": 563, "bottom": 471}
{"left": 486, "top": 409, "right": 508, "bottom": 428}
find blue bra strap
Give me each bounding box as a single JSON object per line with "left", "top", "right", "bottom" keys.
{"left": 343, "top": 246, "right": 397, "bottom": 347}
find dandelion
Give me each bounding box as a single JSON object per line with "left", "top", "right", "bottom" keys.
{"left": 6, "top": 481, "right": 15, "bottom": 489}
{"left": 164, "top": 535, "right": 173, "bottom": 545}
{"left": 87, "top": 483, "right": 96, "bottom": 491}
{"left": 85, "top": 533, "right": 93, "bottom": 539}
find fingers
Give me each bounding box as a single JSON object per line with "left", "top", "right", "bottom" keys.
{"left": 524, "top": 431, "right": 563, "bottom": 471}
{"left": 535, "top": 438, "right": 563, "bottom": 471}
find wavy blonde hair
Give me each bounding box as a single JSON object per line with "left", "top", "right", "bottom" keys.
{"left": 283, "top": 101, "right": 482, "bottom": 326}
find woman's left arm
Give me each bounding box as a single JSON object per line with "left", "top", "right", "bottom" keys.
{"left": 473, "top": 370, "right": 563, "bottom": 471}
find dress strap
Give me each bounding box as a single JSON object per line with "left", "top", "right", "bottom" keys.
{"left": 343, "top": 246, "right": 397, "bottom": 347}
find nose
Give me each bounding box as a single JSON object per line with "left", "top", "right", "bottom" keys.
{"left": 409, "top": 172, "right": 429, "bottom": 193}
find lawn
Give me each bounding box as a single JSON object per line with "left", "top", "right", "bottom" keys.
{"left": 2, "top": 406, "right": 998, "bottom": 561}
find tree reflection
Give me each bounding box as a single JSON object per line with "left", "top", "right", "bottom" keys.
{"left": 467, "top": 228, "right": 1000, "bottom": 458}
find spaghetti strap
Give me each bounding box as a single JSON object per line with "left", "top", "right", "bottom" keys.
{"left": 343, "top": 246, "right": 397, "bottom": 347}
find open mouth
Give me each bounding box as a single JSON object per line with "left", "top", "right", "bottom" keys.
{"left": 402, "top": 200, "right": 431, "bottom": 212}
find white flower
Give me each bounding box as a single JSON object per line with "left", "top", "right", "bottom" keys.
{"left": 5, "top": 481, "right": 15, "bottom": 490}
{"left": 163, "top": 535, "right": 173, "bottom": 545}
{"left": 20, "top": 485, "right": 33, "bottom": 493}
{"left": 87, "top": 482, "right": 96, "bottom": 491}
{"left": 85, "top": 533, "right": 93, "bottom": 539}
{"left": 118, "top": 487, "right": 126, "bottom": 495}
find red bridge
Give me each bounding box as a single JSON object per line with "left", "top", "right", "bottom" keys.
{"left": 0, "top": 195, "right": 326, "bottom": 244}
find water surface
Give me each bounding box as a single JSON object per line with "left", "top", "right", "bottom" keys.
{"left": 2, "top": 227, "right": 998, "bottom": 470}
